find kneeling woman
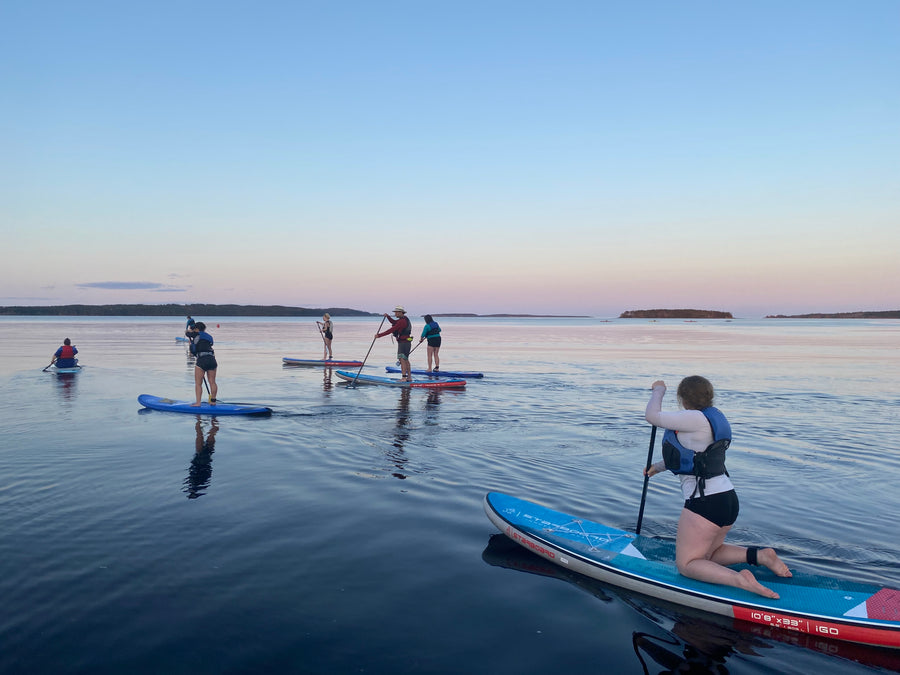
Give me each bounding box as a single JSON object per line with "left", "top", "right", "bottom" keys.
{"left": 644, "top": 375, "right": 791, "bottom": 598}
{"left": 190, "top": 322, "right": 218, "bottom": 406}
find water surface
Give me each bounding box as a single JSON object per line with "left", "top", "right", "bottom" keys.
{"left": 1, "top": 316, "right": 898, "bottom": 674}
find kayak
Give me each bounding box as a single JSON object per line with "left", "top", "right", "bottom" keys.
{"left": 385, "top": 365, "right": 484, "bottom": 378}
{"left": 334, "top": 370, "right": 466, "bottom": 389}
{"left": 283, "top": 357, "right": 364, "bottom": 367}
{"left": 484, "top": 492, "right": 900, "bottom": 649}
{"left": 137, "top": 394, "right": 272, "bottom": 416}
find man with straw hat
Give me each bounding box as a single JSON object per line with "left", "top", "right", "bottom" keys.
{"left": 377, "top": 306, "right": 413, "bottom": 381}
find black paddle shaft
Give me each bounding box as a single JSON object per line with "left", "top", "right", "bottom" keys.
{"left": 351, "top": 316, "right": 386, "bottom": 387}
{"left": 635, "top": 425, "right": 658, "bottom": 535}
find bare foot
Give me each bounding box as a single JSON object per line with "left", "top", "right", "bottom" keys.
{"left": 737, "top": 569, "right": 779, "bottom": 599}
{"left": 758, "top": 548, "right": 792, "bottom": 578}
{"left": 191, "top": 402, "right": 201, "bottom": 407}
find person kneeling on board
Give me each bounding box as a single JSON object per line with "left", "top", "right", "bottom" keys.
{"left": 52, "top": 338, "right": 78, "bottom": 368}
{"left": 644, "top": 376, "right": 792, "bottom": 599}
{"left": 377, "top": 306, "right": 413, "bottom": 381}
{"left": 190, "top": 322, "right": 218, "bottom": 406}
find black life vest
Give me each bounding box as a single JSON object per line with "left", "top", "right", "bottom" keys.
{"left": 394, "top": 316, "right": 412, "bottom": 341}
{"left": 190, "top": 332, "right": 215, "bottom": 356}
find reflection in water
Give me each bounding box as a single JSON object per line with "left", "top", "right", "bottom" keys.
{"left": 53, "top": 372, "right": 79, "bottom": 400}
{"left": 184, "top": 418, "right": 218, "bottom": 499}
{"left": 482, "top": 534, "right": 900, "bottom": 673}
{"left": 386, "top": 388, "right": 411, "bottom": 479}
{"left": 322, "top": 367, "right": 334, "bottom": 392}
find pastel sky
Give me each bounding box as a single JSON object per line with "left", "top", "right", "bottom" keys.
{"left": 3, "top": 1, "right": 898, "bottom": 317}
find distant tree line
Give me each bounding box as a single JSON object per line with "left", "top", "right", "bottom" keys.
{"left": 0, "top": 304, "right": 378, "bottom": 317}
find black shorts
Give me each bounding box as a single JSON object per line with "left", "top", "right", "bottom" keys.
{"left": 426, "top": 336, "right": 441, "bottom": 348}
{"left": 684, "top": 489, "right": 739, "bottom": 527}
{"left": 196, "top": 355, "right": 218, "bottom": 372}
{"left": 397, "top": 340, "right": 412, "bottom": 359}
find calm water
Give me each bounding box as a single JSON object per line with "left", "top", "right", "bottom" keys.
{"left": 1, "top": 316, "right": 899, "bottom": 674}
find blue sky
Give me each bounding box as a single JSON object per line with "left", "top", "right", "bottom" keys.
{"left": 3, "top": 1, "right": 898, "bottom": 317}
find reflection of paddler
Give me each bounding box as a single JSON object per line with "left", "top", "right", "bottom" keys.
{"left": 387, "top": 388, "right": 411, "bottom": 479}
{"left": 185, "top": 419, "right": 218, "bottom": 499}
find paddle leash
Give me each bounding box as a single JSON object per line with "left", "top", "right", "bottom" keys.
{"left": 635, "top": 425, "right": 657, "bottom": 535}
{"left": 350, "top": 316, "right": 386, "bottom": 387}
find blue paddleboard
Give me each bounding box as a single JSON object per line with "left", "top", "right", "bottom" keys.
{"left": 334, "top": 370, "right": 466, "bottom": 389}
{"left": 138, "top": 394, "right": 272, "bottom": 416}
{"left": 485, "top": 492, "right": 900, "bottom": 649}
{"left": 50, "top": 365, "right": 82, "bottom": 373}
{"left": 385, "top": 365, "right": 483, "bottom": 378}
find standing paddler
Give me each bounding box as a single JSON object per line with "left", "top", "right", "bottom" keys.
{"left": 376, "top": 306, "right": 413, "bottom": 382}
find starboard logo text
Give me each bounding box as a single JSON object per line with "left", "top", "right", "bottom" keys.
{"left": 507, "top": 526, "right": 555, "bottom": 559}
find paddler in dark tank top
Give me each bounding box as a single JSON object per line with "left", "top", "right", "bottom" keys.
{"left": 189, "top": 322, "right": 218, "bottom": 406}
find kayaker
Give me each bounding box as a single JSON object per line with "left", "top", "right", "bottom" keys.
{"left": 52, "top": 338, "right": 78, "bottom": 368}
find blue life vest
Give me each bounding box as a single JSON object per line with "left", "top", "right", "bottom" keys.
{"left": 662, "top": 407, "right": 731, "bottom": 483}
{"left": 424, "top": 321, "right": 441, "bottom": 339}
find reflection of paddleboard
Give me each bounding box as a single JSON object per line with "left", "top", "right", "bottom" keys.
{"left": 137, "top": 394, "right": 272, "bottom": 416}
{"left": 385, "top": 365, "right": 483, "bottom": 378}
{"left": 282, "top": 357, "right": 364, "bottom": 367}
{"left": 485, "top": 492, "right": 900, "bottom": 649}
{"left": 334, "top": 370, "right": 466, "bottom": 389}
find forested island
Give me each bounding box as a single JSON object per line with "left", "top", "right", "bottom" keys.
{"left": 765, "top": 310, "right": 900, "bottom": 319}
{"left": 619, "top": 309, "right": 733, "bottom": 319}
{"left": 0, "top": 304, "right": 377, "bottom": 317}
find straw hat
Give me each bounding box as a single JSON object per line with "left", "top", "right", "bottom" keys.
{"left": 393, "top": 306, "right": 406, "bottom": 314}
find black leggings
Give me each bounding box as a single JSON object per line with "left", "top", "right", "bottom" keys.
{"left": 684, "top": 489, "right": 739, "bottom": 527}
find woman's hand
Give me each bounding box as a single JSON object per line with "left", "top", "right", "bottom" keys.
{"left": 644, "top": 461, "right": 664, "bottom": 478}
